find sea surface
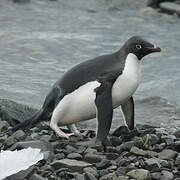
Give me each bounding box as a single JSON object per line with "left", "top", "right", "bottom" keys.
{"left": 0, "top": 0, "right": 180, "bottom": 130}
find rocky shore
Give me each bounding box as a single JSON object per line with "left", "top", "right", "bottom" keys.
{"left": 0, "top": 100, "right": 180, "bottom": 180}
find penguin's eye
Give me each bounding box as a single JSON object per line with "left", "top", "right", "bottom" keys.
{"left": 136, "top": 44, "right": 142, "bottom": 50}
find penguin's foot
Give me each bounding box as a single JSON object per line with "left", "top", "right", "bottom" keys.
{"left": 68, "top": 124, "right": 80, "bottom": 135}
{"left": 50, "top": 123, "right": 74, "bottom": 139}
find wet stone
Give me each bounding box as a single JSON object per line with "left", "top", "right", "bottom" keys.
{"left": 51, "top": 159, "right": 92, "bottom": 171}
{"left": 174, "top": 141, "right": 180, "bottom": 152}
{"left": 158, "top": 149, "right": 178, "bottom": 160}
{"left": 98, "top": 169, "right": 109, "bottom": 177}
{"left": 0, "top": 121, "right": 9, "bottom": 132}
{"left": 127, "top": 169, "right": 151, "bottom": 180}
{"left": 143, "top": 134, "right": 160, "bottom": 148}
{"left": 173, "top": 130, "right": 180, "bottom": 138}
{"left": 55, "top": 153, "right": 65, "bottom": 160}
{"left": 95, "top": 159, "right": 112, "bottom": 170}
{"left": 175, "top": 153, "right": 180, "bottom": 165}
{"left": 116, "top": 141, "right": 135, "bottom": 152}
{"left": 99, "top": 172, "right": 118, "bottom": 180}
{"left": 83, "top": 167, "right": 98, "bottom": 178}
{"left": 67, "top": 153, "right": 83, "bottom": 160}
{"left": 130, "top": 146, "right": 148, "bottom": 156}
{"left": 161, "top": 135, "right": 177, "bottom": 145}
{"left": 116, "top": 157, "right": 130, "bottom": 167}
{"left": 151, "top": 172, "right": 161, "bottom": 180}
{"left": 29, "top": 173, "right": 45, "bottom": 180}
{"left": 144, "top": 158, "right": 161, "bottom": 172}
{"left": 84, "top": 153, "right": 103, "bottom": 163}
{"left": 160, "top": 170, "right": 174, "bottom": 180}
{"left": 84, "top": 172, "right": 97, "bottom": 180}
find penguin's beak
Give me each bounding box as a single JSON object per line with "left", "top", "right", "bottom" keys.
{"left": 147, "top": 45, "right": 161, "bottom": 52}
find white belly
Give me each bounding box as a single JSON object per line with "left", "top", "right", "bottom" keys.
{"left": 51, "top": 53, "right": 141, "bottom": 125}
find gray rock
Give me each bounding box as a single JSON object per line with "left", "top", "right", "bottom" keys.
{"left": 175, "top": 153, "right": 180, "bottom": 165}
{"left": 144, "top": 158, "right": 161, "bottom": 172}
{"left": 133, "top": 136, "right": 144, "bottom": 148}
{"left": 51, "top": 159, "right": 92, "bottom": 171}
{"left": 174, "top": 141, "right": 180, "bottom": 152}
{"left": 151, "top": 172, "right": 161, "bottom": 180}
{"left": 65, "top": 145, "right": 78, "bottom": 153}
{"left": 146, "top": 150, "right": 158, "bottom": 157}
{"left": 29, "top": 173, "right": 45, "bottom": 180}
{"left": 0, "top": 134, "right": 8, "bottom": 143}
{"left": 160, "top": 170, "right": 174, "bottom": 180}
{"left": 98, "top": 169, "right": 109, "bottom": 177}
{"left": 160, "top": 2, "right": 180, "bottom": 17}
{"left": 143, "top": 134, "right": 160, "bottom": 148}
{"left": 95, "top": 159, "right": 112, "bottom": 170}
{"left": 67, "top": 153, "right": 83, "bottom": 160}
{"left": 5, "top": 165, "right": 35, "bottom": 180}
{"left": 158, "top": 149, "right": 178, "bottom": 160}
{"left": 106, "top": 152, "right": 119, "bottom": 160}
{"left": 117, "top": 141, "right": 135, "bottom": 152}
{"left": 4, "top": 130, "right": 26, "bottom": 147}
{"left": 84, "top": 153, "right": 103, "bottom": 163}
{"left": 130, "top": 146, "right": 147, "bottom": 156}
{"left": 84, "top": 172, "right": 97, "bottom": 180}
{"left": 173, "top": 130, "right": 180, "bottom": 138}
{"left": 0, "top": 121, "right": 9, "bottom": 132}
{"left": 99, "top": 172, "right": 118, "bottom": 180}
{"left": 127, "top": 169, "right": 151, "bottom": 180}
{"left": 116, "top": 157, "right": 130, "bottom": 166}
{"left": 55, "top": 153, "right": 65, "bottom": 160}
{"left": 75, "top": 173, "right": 85, "bottom": 180}
{"left": 83, "top": 167, "right": 98, "bottom": 178}
{"left": 161, "top": 135, "right": 177, "bottom": 145}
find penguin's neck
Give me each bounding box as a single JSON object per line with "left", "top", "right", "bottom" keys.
{"left": 123, "top": 53, "right": 142, "bottom": 78}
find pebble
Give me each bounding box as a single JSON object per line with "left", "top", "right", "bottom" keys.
{"left": 151, "top": 172, "right": 161, "bottom": 180}
{"left": 160, "top": 170, "right": 174, "bottom": 180}
{"left": 83, "top": 167, "right": 98, "bottom": 178}
{"left": 175, "top": 153, "right": 180, "bottom": 165}
{"left": 84, "top": 153, "right": 103, "bottom": 163}
{"left": 95, "top": 159, "right": 112, "bottom": 170}
{"left": 127, "top": 169, "right": 151, "bottom": 180}
{"left": 51, "top": 159, "right": 92, "bottom": 171}
{"left": 67, "top": 153, "right": 83, "bottom": 160}
{"left": 173, "top": 129, "right": 180, "bottom": 138}
{"left": 99, "top": 172, "right": 118, "bottom": 180}
{"left": 130, "top": 146, "right": 147, "bottom": 156}
{"left": 144, "top": 158, "right": 161, "bottom": 172}
{"left": 84, "top": 172, "right": 97, "bottom": 180}
{"left": 0, "top": 121, "right": 9, "bottom": 132}
{"left": 158, "top": 149, "right": 178, "bottom": 160}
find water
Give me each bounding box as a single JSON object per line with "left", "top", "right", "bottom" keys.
{"left": 0, "top": 0, "right": 180, "bottom": 130}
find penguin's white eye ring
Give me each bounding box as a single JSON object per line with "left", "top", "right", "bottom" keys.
{"left": 136, "top": 44, "right": 142, "bottom": 50}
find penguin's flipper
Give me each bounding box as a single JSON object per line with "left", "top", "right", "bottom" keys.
{"left": 121, "top": 96, "right": 134, "bottom": 130}
{"left": 94, "top": 76, "right": 117, "bottom": 145}
{"left": 94, "top": 71, "right": 121, "bottom": 145}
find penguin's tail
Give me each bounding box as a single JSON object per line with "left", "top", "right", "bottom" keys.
{"left": 0, "top": 86, "right": 60, "bottom": 137}
{"left": 0, "top": 108, "right": 46, "bottom": 137}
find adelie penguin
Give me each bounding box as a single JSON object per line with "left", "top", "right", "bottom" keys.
{"left": 1, "top": 36, "right": 161, "bottom": 146}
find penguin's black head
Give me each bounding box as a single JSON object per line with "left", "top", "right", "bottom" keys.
{"left": 123, "top": 36, "right": 161, "bottom": 60}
